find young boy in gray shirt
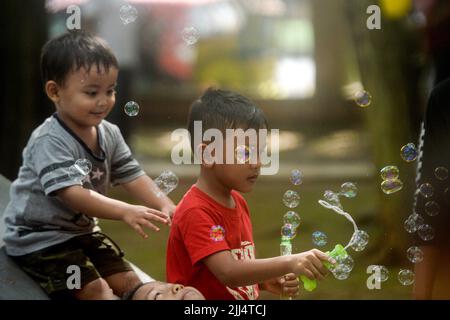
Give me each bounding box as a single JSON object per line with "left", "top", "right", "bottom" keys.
{"left": 2, "top": 31, "right": 175, "bottom": 300}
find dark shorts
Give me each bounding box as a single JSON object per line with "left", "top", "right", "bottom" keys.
{"left": 10, "top": 232, "right": 132, "bottom": 298}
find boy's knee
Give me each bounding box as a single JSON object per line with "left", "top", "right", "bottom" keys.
{"left": 74, "top": 278, "right": 116, "bottom": 300}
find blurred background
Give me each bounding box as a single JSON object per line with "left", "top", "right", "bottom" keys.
{"left": 2, "top": 0, "right": 450, "bottom": 299}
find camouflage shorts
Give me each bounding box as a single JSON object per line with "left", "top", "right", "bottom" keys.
{"left": 10, "top": 232, "right": 132, "bottom": 298}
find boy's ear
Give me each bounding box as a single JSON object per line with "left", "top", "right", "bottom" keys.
{"left": 45, "top": 81, "right": 61, "bottom": 103}
{"left": 197, "top": 143, "right": 214, "bottom": 168}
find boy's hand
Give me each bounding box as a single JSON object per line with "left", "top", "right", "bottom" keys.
{"left": 263, "top": 273, "right": 299, "bottom": 298}
{"left": 290, "top": 249, "right": 335, "bottom": 280}
{"left": 122, "top": 205, "right": 170, "bottom": 239}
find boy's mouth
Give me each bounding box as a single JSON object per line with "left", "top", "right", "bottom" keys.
{"left": 247, "top": 174, "right": 259, "bottom": 183}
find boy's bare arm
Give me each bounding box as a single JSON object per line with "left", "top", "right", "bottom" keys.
{"left": 413, "top": 245, "right": 440, "bottom": 299}
{"left": 203, "top": 249, "right": 334, "bottom": 288}
{"left": 57, "top": 185, "right": 169, "bottom": 238}
{"left": 120, "top": 175, "right": 176, "bottom": 217}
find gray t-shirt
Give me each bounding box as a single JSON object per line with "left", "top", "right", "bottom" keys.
{"left": 2, "top": 114, "right": 145, "bottom": 256}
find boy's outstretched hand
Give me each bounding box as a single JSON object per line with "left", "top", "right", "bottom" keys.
{"left": 290, "top": 249, "right": 335, "bottom": 280}
{"left": 122, "top": 205, "right": 170, "bottom": 239}
{"left": 262, "top": 273, "right": 299, "bottom": 298}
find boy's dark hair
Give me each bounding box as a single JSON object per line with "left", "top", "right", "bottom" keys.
{"left": 40, "top": 30, "right": 118, "bottom": 86}
{"left": 187, "top": 88, "right": 268, "bottom": 149}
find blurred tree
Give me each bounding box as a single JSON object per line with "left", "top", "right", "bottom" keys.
{"left": 1, "top": 0, "right": 49, "bottom": 180}
{"left": 343, "top": 0, "right": 424, "bottom": 263}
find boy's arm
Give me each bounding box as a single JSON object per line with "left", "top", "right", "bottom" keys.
{"left": 413, "top": 245, "right": 439, "bottom": 299}
{"left": 57, "top": 185, "right": 169, "bottom": 238}
{"left": 203, "top": 249, "right": 332, "bottom": 288}
{"left": 120, "top": 175, "right": 176, "bottom": 218}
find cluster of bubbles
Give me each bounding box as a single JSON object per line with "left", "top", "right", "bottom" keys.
{"left": 349, "top": 230, "right": 369, "bottom": 252}
{"left": 322, "top": 182, "right": 358, "bottom": 210}
{"left": 209, "top": 225, "right": 225, "bottom": 242}
{"left": 380, "top": 165, "right": 403, "bottom": 194}
{"left": 124, "top": 101, "right": 140, "bottom": 117}
{"left": 312, "top": 231, "right": 327, "bottom": 247}
{"left": 280, "top": 211, "right": 301, "bottom": 242}
{"left": 400, "top": 143, "right": 418, "bottom": 162}
{"left": 330, "top": 254, "right": 354, "bottom": 280}
{"left": 153, "top": 170, "right": 179, "bottom": 198}
{"left": 119, "top": 4, "right": 138, "bottom": 25}
{"left": 68, "top": 158, "right": 92, "bottom": 181}
{"left": 354, "top": 90, "right": 372, "bottom": 108}
{"left": 181, "top": 27, "right": 200, "bottom": 46}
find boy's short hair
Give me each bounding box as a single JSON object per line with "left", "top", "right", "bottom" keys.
{"left": 187, "top": 88, "right": 268, "bottom": 150}
{"left": 40, "top": 30, "right": 118, "bottom": 86}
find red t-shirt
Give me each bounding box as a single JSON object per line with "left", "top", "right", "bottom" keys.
{"left": 166, "top": 185, "right": 259, "bottom": 300}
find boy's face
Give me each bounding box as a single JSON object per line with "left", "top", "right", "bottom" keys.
{"left": 206, "top": 134, "right": 264, "bottom": 193}
{"left": 46, "top": 66, "right": 118, "bottom": 129}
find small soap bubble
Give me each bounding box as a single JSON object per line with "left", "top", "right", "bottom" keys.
{"left": 332, "top": 264, "right": 350, "bottom": 280}
{"left": 373, "top": 265, "right": 389, "bottom": 283}
{"left": 323, "top": 190, "right": 342, "bottom": 209}
{"left": 417, "top": 224, "right": 435, "bottom": 241}
{"left": 380, "top": 166, "right": 400, "bottom": 181}
{"left": 210, "top": 225, "right": 225, "bottom": 242}
{"left": 154, "top": 170, "right": 179, "bottom": 197}
{"left": 334, "top": 254, "right": 354, "bottom": 273}
{"left": 340, "top": 182, "right": 357, "bottom": 198}
{"left": 381, "top": 179, "right": 403, "bottom": 195}
{"left": 124, "top": 101, "right": 140, "bottom": 116}
{"left": 181, "top": 26, "right": 199, "bottom": 45}
{"left": 350, "top": 230, "right": 369, "bottom": 252}
{"left": 69, "top": 158, "right": 92, "bottom": 178}
{"left": 289, "top": 169, "right": 303, "bottom": 186}
{"left": 434, "top": 167, "right": 449, "bottom": 181}
{"left": 407, "top": 246, "right": 424, "bottom": 263}
{"left": 281, "top": 223, "right": 297, "bottom": 240}
{"left": 398, "top": 269, "right": 414, "bottom": 286}
{"left": 119, "top": 4, "right": 138, "bottom": 25}
{"left": 400, "top": 143, "right": 418, "bottom": 162}
{"left": 282, "top": 190, "right": 300, "bottom": 208}
{"left": 235, "top": 145, "right": 250, "bottom": 164}
{"left": 425, "top": 201, "right": 440, "bottom": 217}
{"left": 312, "top": 231, "right": 327, "bottom": 247}
{"left": 404, "top": 213, "right": 424, "bottom": 234}
{"left": 419, "top": 183, "right": 434, "bottom": 198}
{"left": 354, "top": 90, "right": 372, "bottom": 107}
{"left": 283, "top": 211, "right": 301, "bottom": 229}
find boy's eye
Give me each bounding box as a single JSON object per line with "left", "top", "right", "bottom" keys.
{"left": 235, "top": 145, "right": 250, "bottom": 164}
{"left": 85, "top": 91, "right": 97, "bottom": 97}
{"left": 107, "top": 89, "right": 116, "bottom": 96}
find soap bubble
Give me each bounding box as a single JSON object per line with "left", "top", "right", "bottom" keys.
{"left": 332, "top": 264, "right": 350, "bottom": 280}
{"left": 283, "top": 211, "right": 301, "bottom": 229}
{"left": 323, "top": 190, "right": 342, "bottom": 209}
{"left": 119, "top": 4, "right": 138, "bottom": 25}
{"left": 181, "top": 26, "right": 199, "bottom": 45}
{"left": 354, "top": 90, "right": 372, "bottom": 107}
{"left": 434, "top": 167, "right": 449, "bottom": 181}
{"left": 425, "top": 201, "right": 440, "bottom": 217}
{"left": 69, "top": 158, "right": 92, "bottom": 178}
{"left": 404, "top": 213, "right": 424, "bottom": 234}
{"left": 417, "top": 224, "right": 435, "bottom": 241}
{"left": 373, "top": 265, "right": 389, "bottom": 282}
{"left": 124, "top": 101, "right": 140, "bottom": 116}
{"left": 400, "top": 143, "right": 418, "bottom": 162}
{"left": 340, "top": 182, "right": 357, "bottom": 198}
{"left": 350, "top": 230, "right": 369, "bottom": 252}
{"left": 380, "top": 166, "right": 400, "bottom": 181}
{"left": 332, "top": 254, "right": 354, "bottom": 273}
{"left": 282, "top": 190, "right": 300, "bottom": 208}
{"left": 281, "top": 223, "right": 297, "bottom": 240}
{"left": 407, "top": 246, "right": 424, "bottom": 263}
{"left": 312, "top": 231, "right": 327, "bottom": 247}
{"left": 381, "top": 179, "right": 403, "bottom": 195}
{"left": 154, "top": 170, "right": 179, "bottom": 197}
{"left": 289, "top": 169, "right": 303, "bottom": 185}
{"left": 209, "top": 225, "right": 225, "bottom": 242}
{"left": 419, "top": 183, "right": 434, "bottom": 198}
{"left": 235, "top": 145, "right": 250, "bottom": 164}
{"left": 398, "top": 269, "right": 414, "bottom": 286}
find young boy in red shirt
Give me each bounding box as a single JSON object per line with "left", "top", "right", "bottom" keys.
{"left": 166, "top": 88, "right": 334, "bottom": 300}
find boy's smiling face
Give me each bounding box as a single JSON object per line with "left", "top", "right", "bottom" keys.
{"left": 46, "top": 65, "right": 118, "bottom": 130}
